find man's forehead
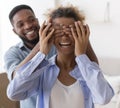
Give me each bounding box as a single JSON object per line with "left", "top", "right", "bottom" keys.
{"left": 13, "top": 9, "right": 34, "bottom": 19}
{"left": 12, "top": 10, "right": 35, "bottom": 23}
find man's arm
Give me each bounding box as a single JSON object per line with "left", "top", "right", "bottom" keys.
{"left": 4, "top": 43, "right": 40, "bottom": 80}
{"left": 86, "top": 41, "right": 99, "bottom": 64}
{"left": 7, "top": 52, "right": 47, "bottom": 101}
{"left": 12, "top": 43, "right": 40, "bottom": 78}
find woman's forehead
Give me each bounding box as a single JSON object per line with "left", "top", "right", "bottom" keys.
{"left": 52, "top": 17, "right": 75, "bottom": 25}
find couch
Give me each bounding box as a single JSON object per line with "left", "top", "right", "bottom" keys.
{"left": 0, "top": 72, "right": 20, "bottom": 108}
{"left": 95, "top": 57, "right": 120, "bottom": 108}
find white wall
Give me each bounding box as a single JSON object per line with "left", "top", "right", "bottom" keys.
{"left": 58, "top": 0, "right": 120, "bottom": 58}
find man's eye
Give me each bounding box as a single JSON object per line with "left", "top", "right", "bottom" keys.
{"left": 17, "top": 23, "right": 24, "bottom": 28}
{"left": 28, "top": 18, "right": 36, "bottom": 23}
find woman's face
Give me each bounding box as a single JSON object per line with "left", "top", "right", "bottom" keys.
{"left": 52, "top": 17, "right": 76, "bottom": 55}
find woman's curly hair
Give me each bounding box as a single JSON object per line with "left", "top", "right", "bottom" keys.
{"left": 45, "top": 5, "right": 85, "bottom": 23}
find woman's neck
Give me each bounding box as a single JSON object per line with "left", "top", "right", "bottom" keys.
{"left": 56, "top": 54, "right": 77, "bottom": 86}
{"left": 56, "top": 54, "right": 76, "bottom": 69}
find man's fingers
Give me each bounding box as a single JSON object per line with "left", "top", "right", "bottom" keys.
{"left": 39, "top": 21, "right": 46, "bottom": 36}
{"left": 78, "top": 21, "right": 85, "bottom": 37}
{"left": 71, "top": 27, "right": 77, "bottom": 41}
{"left": 85, "top": 24, "right": 90, "bottom": 37}
{"left": 46, "top": 28, "right": 55, "bottom": 43}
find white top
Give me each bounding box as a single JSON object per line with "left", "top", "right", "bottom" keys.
{"left": 49, "top": 79, "right": 85, "bottom": 108}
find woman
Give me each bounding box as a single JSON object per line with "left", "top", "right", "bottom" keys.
{"left": 7, "top": 5, "right": 114, "bottom": 108}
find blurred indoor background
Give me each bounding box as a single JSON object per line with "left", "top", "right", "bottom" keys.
{"left": 1, "top": 0, "right": 120, "bottom": 108}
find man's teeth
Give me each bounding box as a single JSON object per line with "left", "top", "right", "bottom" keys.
{"left": 26, "top": 30, "right": 34, "bottom": 35}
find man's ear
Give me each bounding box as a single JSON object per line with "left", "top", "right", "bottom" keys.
{"left": 36, "top": 18, "right": 39, "bottom": 23}
{"left": 13, "top": 28, "right": 17, "bottom": 35}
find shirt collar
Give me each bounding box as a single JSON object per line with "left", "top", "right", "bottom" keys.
{"left": 17, "top": 41, "right": 24, "bottom": 48}
{"left": 49, "top": 55, "right": 81, "bottom": 80}
{"left": 48, "top": 55, "right": 57, "bottom": 65}
{"left": 17, "top": 41, "right": 31, "bottom": 52}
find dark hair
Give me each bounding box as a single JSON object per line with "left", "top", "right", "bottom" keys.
{"left": 9, "top": 4, "right": 34, "bottom": 23}
{"left": 47, "top": 6, "right": 85, "bottom": 23}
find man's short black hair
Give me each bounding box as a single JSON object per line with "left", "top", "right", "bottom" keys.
{"left": 9, "top": 4, "right": 34, "bottom": 23}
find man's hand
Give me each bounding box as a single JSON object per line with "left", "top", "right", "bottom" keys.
{"left": 71, "top": 21, "right": 90, "bottom": 56}
{"left": 39, "top": 21, "right": 54, "bottom": 55}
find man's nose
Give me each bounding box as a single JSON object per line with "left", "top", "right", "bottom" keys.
{"left": 24, "top": 22, "right": 32, "bottom": 29}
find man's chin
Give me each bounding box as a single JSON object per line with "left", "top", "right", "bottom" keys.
{"left": 21, "top": 37, "right": 39, "bottom": 45}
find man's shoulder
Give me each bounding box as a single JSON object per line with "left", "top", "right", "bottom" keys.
{"left": 5, "top": 42, "right": 23, "bottom": 55}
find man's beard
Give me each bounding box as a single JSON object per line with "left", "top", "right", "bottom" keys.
{"left": 20, "top": 34, "right": 39, "bottom": 45}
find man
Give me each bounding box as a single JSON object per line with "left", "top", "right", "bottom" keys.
{"left": 4, "top": 4, "right": 56, "bottom": 108}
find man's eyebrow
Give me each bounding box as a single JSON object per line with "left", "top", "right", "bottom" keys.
{"left": 16, "top": 20, "right": 23, "bottom": 25}
{"left": 16, "top": 16, "right": 36, "bottom": 24}
{"left": 27, "top": 15, "right": 36, "bottom": 19}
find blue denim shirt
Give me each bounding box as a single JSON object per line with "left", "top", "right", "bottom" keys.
{"left": 7, "top": 52, "right": 114, "bottom": 108}
{"left": 4, "top": 42, "right": 56, "bottom": 108}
